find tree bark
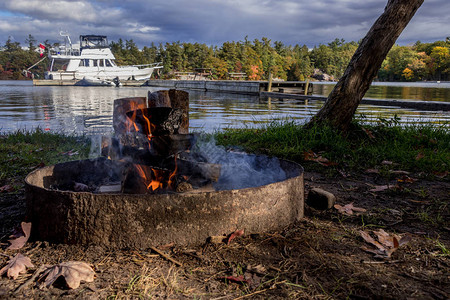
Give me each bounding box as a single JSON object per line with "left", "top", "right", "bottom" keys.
{"left": 307, "top": 0, "right": 424, "bottom": 131}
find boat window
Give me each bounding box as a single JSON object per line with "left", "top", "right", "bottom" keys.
{"left": 105, "top": 60, "right": 112, "bottom": 67}
{"left": 99, "top": 59, "right": 104, "bottom": 67}
{"left": 79, "top": 60, "right": 84, "bottom": 67}
{"left": 83, "top": 59, "right": 90, "bottom": 67}
{"left": 93, "top": 60, "right": 98, "bottom": 67}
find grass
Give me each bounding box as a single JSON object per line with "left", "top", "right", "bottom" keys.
{"left": 1, "top": 120, "right": 448, "bottom": 185}
{"left": 214, "top": 119, "right": 450, "bottom": 174}
{"left": 0, "top": 129, "right": 90, "bottom": 183}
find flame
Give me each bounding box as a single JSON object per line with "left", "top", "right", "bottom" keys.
{"left": 133, "top": 164, "right": 177, "bottom": 192}
{"left": 149, "top": 168, "right": 164, "bottom": 191}
{"left": 125, "top": 101, "right": 146, "bottom": 133}
{"left": 168, "top": 156, "right": 178, "bottom": 189}
{"left": 125, "top": 102, "right": 180, "bottom": 193}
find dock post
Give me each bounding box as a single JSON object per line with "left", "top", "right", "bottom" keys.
{"left": 304, "top": 78, "right": 310, "bottom": 95}
{"left": 267, "top": 72, "right": 273, "bottom": 92}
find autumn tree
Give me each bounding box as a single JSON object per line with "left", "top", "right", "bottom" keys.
{"left": 308, "top": 0, "right": 424, "bottom": 131}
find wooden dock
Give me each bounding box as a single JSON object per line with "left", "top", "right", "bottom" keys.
{"left": 260, "top": 92, "right": 450, "bottom": 112}
{"left": 144, "top": 80, "right": 313, "bottom": 95}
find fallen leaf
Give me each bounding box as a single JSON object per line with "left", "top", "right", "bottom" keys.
{"left": 415, "top": 152, "right": 425, "bottom": 160}
{"left": 8, "top": 222, "right": 32, "bottom": 250}
{"left": 398, "top": 235, "right": 412, "bottom": 247}
{"left": 60, "top": 150, "right": 79, "bottom": 156}
{"left": 220, "top": 275, "right": 249, "bottom": 285}
{"left": 0, "top": 253, "right": 34, "bottom": 279}
{"left": 303, "top": 150, "right": 337, "bottom": 167}
{"left": 360, "top": 230, "right": 410, "bottom": 259}
{"left": 381, "top": 160, "right": 393, "bottom": 165}
{"left": 360, "top": 230, "right": 385, "bottom": 251}
{"left": 397, "top": 175, "right": 417, "bottom": 183}
{"left": 373, "top": 229, "right": 397, "bottom": 248}
{"left": 39, "top": 261, "right": 95, "bottom": 289}
{"left": 433, "top": 171, "right": 448, "bottom": 178}
{"left": 334, "top": 203, "right": 366, "bottom": 215}
{"left": 208, "top": 235, "right": 226, "bottom": 244}
{"left": 365, "top": 169, "right": 380, "bottom": 174}
{"left": 369, "top": 185, "right": 390, "bottom": 192}
{"left": 362, "top": 127, "right": 375, "bottom": 139}
{"left": 0, "top": 184, "right": 14, "bottom": 193}
{"left": 227, "top": 229, "right": 244, "bottom": 245}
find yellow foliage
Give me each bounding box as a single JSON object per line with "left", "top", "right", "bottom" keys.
{"left": 402, "top": 67, "right": 414, "bottom": 80}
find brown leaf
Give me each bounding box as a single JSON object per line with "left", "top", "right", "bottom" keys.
{"left": 362, "top": 127, "right": 375, "bottom": 139}
{"left": 415, "top": 152, "right": 425, "bottom": 160}
{"left": 373, "top": 229, "right": 396, "bottom": 248}
{"left": 398, "top": 234, "right": 412, "bottom": 247}
{"left": 0, "top": 184, "right": 14, "bottom": 193}
{"left": 397, "top": 175, "right": 417, "bottom": 183}
{"left": 360, "top": 230, "right": 385, "bottom": 251}
{"left": 365, "top": 168, "right": 380, "bottom": 174}
{"left": 334, "top": 203, "right": 367, "bottom": 215}
{"left": 220, "top": 275, "right": 249, "bottom": 284}
{"left": 227, "top": 229, "right": 244, "bottom": 245}
{"left": 8, "top": 222, "right": 32, "bottom": 250}
{"left": 360, "top": 230, "right": 410, "bottom": 259}
{"left": 39, "top": 261, "right": 95, "bottom": 289}
{"left": 369, "top": 185, "right": 390, "bottom": 192}
{"left": 303, "top": 150, "right": 337, "bottom": 167}
{"left": 433, "top": 171, "right": 448, "bottom": 178}
{"left": 0, "top": 253, "right": 34, "bottom": 279}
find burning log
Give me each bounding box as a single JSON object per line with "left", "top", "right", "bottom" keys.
{"left": 113, "top": 97, "right": 147, "bottom": 135}
{"left": 125, "top": 107, "right": 183, "bottom": 136}
{"left": 148, "top": 89, "right": 189, "bottom": 134}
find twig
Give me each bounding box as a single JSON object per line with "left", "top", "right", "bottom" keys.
{"left": 233, "top": 288, "right": 271, "bottom": 300}
{"left": 150, "top": 246, "right": 182, "bottom": 267}
{"left": 14, "top": 265, "right": 47, "bottom": 294}
{"left": 362, "top": 260, "right": 402, "bottom": 264}
{"left": 25, "top": 241, "right": 42, "bottom": 256}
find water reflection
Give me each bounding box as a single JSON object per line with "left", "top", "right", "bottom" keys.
{"left": 0, "top": 80, "right": 448, "bottom": 135}
{"left": 313, "top": 82, "right": 450, "bottom": 102}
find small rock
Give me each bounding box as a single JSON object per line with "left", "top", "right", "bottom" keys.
{"left": 208, "top": 235, "right": 226, "bottom": 244}
{"left": 306, "top": 188, "right": 336, "bottom": 210}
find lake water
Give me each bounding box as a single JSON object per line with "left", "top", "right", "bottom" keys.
{"left": 0, "top": 80, "right": 448, "bottom": 136}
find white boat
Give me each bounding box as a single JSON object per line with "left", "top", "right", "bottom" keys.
{"left": 45, "top": 33, "right": 162, "bottom": 81}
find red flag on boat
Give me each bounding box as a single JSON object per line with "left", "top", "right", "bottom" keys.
{"left": 39, "top": 43, "right": 45, "bottom": 57}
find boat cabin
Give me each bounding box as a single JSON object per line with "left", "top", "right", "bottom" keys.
{"left": 80, "top": 35, "right": 108, "bottom": 49}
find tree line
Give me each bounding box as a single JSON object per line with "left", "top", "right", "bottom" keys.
{"left": 1, "top": 34, "right": 448, "bottom": 81}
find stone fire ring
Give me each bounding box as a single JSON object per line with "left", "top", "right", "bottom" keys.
{"left": 25, "top": 157, "right": 304, "bottom": 248}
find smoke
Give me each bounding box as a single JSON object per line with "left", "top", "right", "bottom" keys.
{"left": 190, "top": 136, "right": 286, "bottom": 190}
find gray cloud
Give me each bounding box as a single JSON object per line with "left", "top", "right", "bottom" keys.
{"left": 0, "top": 0, "right": 448, "bottom": 48}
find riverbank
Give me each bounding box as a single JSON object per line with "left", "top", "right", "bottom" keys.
{"left": 0, "top": 123, "right": 449, "bottom": 299}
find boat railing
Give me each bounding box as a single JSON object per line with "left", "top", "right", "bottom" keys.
{"left": 131, "top": 62, "right": 163, "bottom": 69}
{"left": 49, "top": 48, "right": 81, "bottom": 57}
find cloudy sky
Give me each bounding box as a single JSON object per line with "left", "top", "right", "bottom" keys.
{"left": 0, "top": 0, "right": 448, "bottom": 48}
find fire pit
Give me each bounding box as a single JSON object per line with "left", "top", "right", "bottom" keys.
{"left": 25, "top": 90, "right": 304, "bottom": 248}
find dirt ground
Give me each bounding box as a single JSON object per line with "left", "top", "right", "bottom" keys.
{"left": 0, "top": 169, "right": 449, "bottom": 299}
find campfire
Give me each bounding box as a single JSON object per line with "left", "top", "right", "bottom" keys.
{"left": 97, "top": 89, "right": 222, "bottom": 195}
{"left": 25, "top": 89, "right": 305, "bottom": 248}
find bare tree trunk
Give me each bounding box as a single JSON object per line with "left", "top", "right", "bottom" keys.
{"left": 308, "top": 0, "right": 424, "bottom": 131}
